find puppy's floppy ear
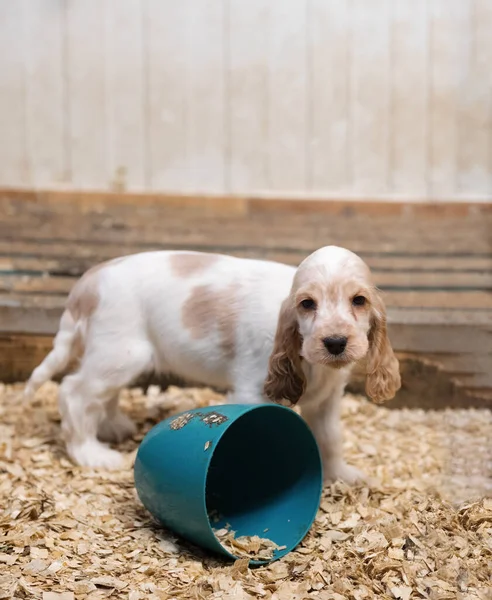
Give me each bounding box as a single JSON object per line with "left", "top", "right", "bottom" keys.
{"left": 365, "top": 289, "right": 401, "bottom": 404}
{"left": 264, "top": 297, "right": 306, "bottom": 405}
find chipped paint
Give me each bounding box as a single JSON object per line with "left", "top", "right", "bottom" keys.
{"left": 169, "top": 412, "right": 194, "bottom": 430}
{"left": 200, "top": 412, "right": 228, "bottom": 427}
{"left": 168, "top": 411, "right": 228, "bottom": 431}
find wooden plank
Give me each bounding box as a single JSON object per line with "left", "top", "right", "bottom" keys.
{"left": 390, "top": 0, "right": 428, "bottom": 196}
{"left": 2, "top": 252, "right": 492, "bottom": 276}
{"left": 105, "top": 0, "right": 146, "bottom": 191}
{"left": 0, "top": 334, "right": 55, "bottom": 384}
{"left": 309, "top": 0, "right": 350, "bottom": 193}
{"left": 2, "top": 201, "right": 473, "bottom": 237}
{"left": 0, "top": 225, "right": 487, "bottom": 261}
{"left": 382, "top": 290, "right": 492, "bottom": 310}
{"left": 1, "top": 247, "right": 491, "bottom": 281}
{"left": 397, "top": 351, "right": 492, "bottom": 376}
{"left": 0, "top": 240, "right": 298, "bottom": 265}
{"left": 2, "top": 218, "right": 491, "bottom": 256}
{"left": 2, "top": 288, "right": 492, "bottom": 330}
{"left": 1, "top": 193, "right": 490, "bottom": 241}
{"left": 449, "top": 373, "right": 492, "bottom": 390}
{"left": 362, "top": 255, "right": 492, "bottom": 272}
{"left": 5, "top": 190, "right": 491, "bottom": 234}
{"left": 377, "top": 270, "right": 492, "bottom": 288}
{"left": 1, "top": 252, "right": 491, "bottom": 279}
{"left": 0, "top": 217, "right": 490, "bottom": 258}
{"left": 388, "top": 322, "right": 492, "bottom": 354}
{"left": 2, "top": 188, "right": 492, "bottom": 217}
{"left": 0, "top": 295, "right": 64, "bottom": 335}
{"left": 428, "top": 0, "right": 470, "bottom": 198}
{"left": 1, "top": 268, "right": 491, "bottom": 296}
{"left": 0, "top": 275, "right": 75, "bottom": 295}
{"left": 350, "top": 0, "right": 391, "bottom": 195}
{"left": 0, "top": 256, "right": 89, "bottom": 275}
{"left": 268, "top": 0, "right": 307, "bottom": 191}
{"left": 387, "top": 307, "right": 492, "bottom": 326}
{"left": 3, "top": 298, "right": 491, "bottom": 335}
{"left": 0, "top": 206, "right": 490, "bottom": 253}
{"left": 0, "top": 1, "right": 28, "bottom": 186}
{"left": 457, "top": 0, "right": 492, "bottom": 196}
{"left": 2, "top": 206, "right": 490, "bottom": 255}
{"left": 0, "top": 189, "right": 249, "bottom": 215}
{"left": 145, "top": 0, "right": 189, "bottom": 190}
{"left": 228, "top": 0, "right": 269, "bottom": 192}
{"left": 2, "top": 300, "right": 491, "bottom": 353}
{"left": 187, "top": 0, "right": 227, "bottom": 192}
{"left": 246, "top": 196, "right": 492, "bottom": 217}
{"left": 0, "top": 194, "right": 491, "bottom": 262}
{"left": 24, "top": 0, "right": 66, "bottom": 187}
{"left": 66, "top": 0, "right": 107, "bottom": 188}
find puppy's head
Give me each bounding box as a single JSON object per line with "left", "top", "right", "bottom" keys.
{"left": 264, "top": 246, "right": 401, "bottom": 405}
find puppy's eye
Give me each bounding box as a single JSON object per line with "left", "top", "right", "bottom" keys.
{"left": 300, "top": 298, "right": 316, "bottom": 310}
{"left": 352, "top": 295, "right": 366, "bottom": 307}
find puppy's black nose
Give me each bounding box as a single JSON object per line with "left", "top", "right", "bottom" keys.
{"left": 323, "top": 336, "right": 347, "bottom": 356}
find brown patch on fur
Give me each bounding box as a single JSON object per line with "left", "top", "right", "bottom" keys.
{"left": 170, "top": 252, "right": 219, "bottom": 278}
{"left": 182, "top": 283, "right": 238, "bottom": 359}
{"left": 66, "top": 272, "right": 100, "bottom": 322}
{"left": 264, "top": 298, "right": 306, "bottom": 404}
{"left": 66, "top": 257, "right": 125, "bottom": 321}
{"left": 365, "top": 290, "right": 401, "bottom": 403}
{"left": 294, "top": 285, "right": 321, "bottom": 314}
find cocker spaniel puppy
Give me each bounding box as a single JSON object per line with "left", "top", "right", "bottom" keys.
{"left": 25, "top": 246, "right": 401, "bottom": 479}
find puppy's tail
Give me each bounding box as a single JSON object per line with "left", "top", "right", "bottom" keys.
{"left": 24, "top": 310, "right": 79, "bottom": 399}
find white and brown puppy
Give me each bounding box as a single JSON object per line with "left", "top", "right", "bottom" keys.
{"left": 25, "top": 246, "right": 400, "bottom": 479}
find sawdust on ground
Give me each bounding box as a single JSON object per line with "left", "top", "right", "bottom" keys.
{"left": 0, "top": 382, "right": 491, "bottom": 600}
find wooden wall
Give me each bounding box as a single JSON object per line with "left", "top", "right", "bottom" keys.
{"left": 1, "top": 0, "right": 492, "bottom": 201}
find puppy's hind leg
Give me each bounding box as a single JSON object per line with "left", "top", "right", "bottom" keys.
{"left": 97, "top": 395, "right": 137, "bottom": 444}
{"left": 60, "top": 341, "right": 153, "bottom": 469}
{"left": 59, "top": 373, "right": 123, "bottom": 469}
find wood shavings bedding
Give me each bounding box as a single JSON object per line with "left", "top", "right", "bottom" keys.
{"left": 212, "top": 527, "right": 286, "bottom": 561}
{"left": 0, "top": 381, "right": 491, "bottom": 599}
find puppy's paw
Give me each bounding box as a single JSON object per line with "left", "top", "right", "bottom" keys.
{"left": 323, "top": 461, "right": 368, "bottom": 486}
{"left": 98, "top": 411, "right": 137, "bottom": 444}
{"left": 68, "top": 440, "right": 125, "bottom": 470}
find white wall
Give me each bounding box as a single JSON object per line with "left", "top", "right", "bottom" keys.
{"left": 1, "top": 0, "right": 491, "bottom": 201}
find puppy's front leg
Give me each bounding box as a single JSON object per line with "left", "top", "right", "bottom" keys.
{"left": 301, "top": 389, "right": 366, "bottom": 485}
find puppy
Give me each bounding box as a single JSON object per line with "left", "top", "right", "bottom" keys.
{"left": 25, "top": 246, "right": 400, "bottom": 479}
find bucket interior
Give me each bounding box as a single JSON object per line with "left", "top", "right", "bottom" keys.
{"left": 205, "top": 406, "right": 322, "bottom": 562}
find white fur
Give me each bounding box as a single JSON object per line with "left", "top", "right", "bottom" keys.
{"left": 26, "top": 247, "right": 380, "bottom": 482}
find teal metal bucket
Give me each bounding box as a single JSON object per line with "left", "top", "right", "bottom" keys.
{"left": 134, "top": 404, "right": 323, "bottom": 565}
